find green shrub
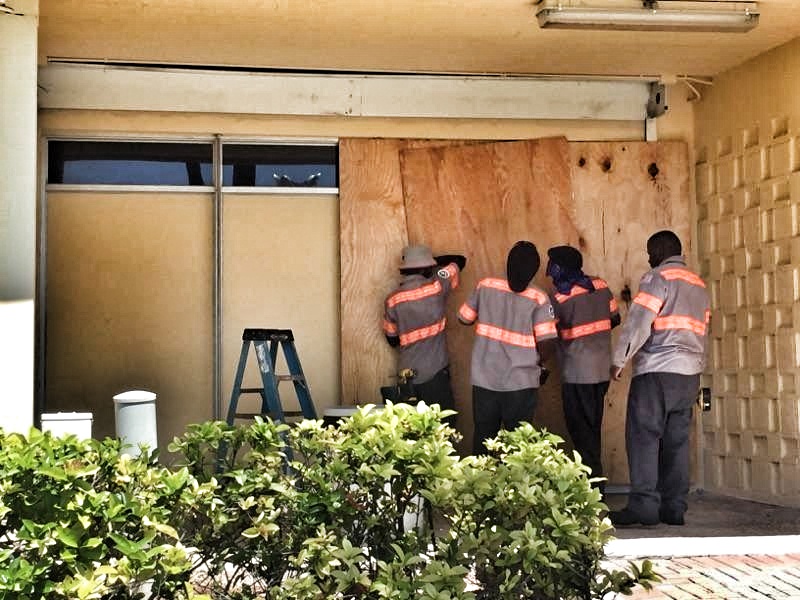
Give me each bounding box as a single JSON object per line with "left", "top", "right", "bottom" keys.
{"left": 0, "top": 429, "right": 203, "bottom": 599}
{"left": 0, "top": 404, "right": 658, "bottom": 599}
{"left": 169, "top": 404, "right": 657, "bottom": 599}
{"left": 425, "top": 424, "right": 657, "bottom": 599}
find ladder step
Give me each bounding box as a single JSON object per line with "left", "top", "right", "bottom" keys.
{"left": 226, "top": 328, "right": 317, "bottom": 426}
{"left": 242, "top": 328, "right": 294, "bottom": 342}
{"left": 276, "top": 375, "right": 306, "bottom": 382}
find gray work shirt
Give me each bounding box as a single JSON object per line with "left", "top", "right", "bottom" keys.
{"left": 612, "top": 256, "right": 710, "bottom": 376}
{"left": 551, "top": 277, "right": 619, "bottom": 384}
{"left": 459, "top": 277, "right": 557, "bottom": 391}
{"left": 383, "top": 263, "right": 460, "bottom": 384}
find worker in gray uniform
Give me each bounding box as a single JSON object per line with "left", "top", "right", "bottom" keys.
{"left": 458, "top": 241, "right": 558, "bottom": 454}
{"left": 546, "top": 245, "right": 620, "bottom": 494}
{"left": 609, "top": 230, "right": 710, "bottom": 527}
{"left": 383, "top": 244, "right": 466, "bottom": 421}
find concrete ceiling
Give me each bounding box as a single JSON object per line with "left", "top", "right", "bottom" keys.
{"left": 39, "top": 0, "right": 800, "bottom": 79}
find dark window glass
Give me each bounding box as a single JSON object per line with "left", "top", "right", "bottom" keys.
{"left": 48, "top": 141, "right": 213, "bottom": 185}
{"left": 222, "top": 145, "right": 338, "bottom": 187}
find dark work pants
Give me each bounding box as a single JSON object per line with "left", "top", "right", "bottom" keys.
{"left": 472, "top": 386, "right": 538, "bottom": 455}
{"left": 414, "top": 366, "right": 456, "bottom": 427}
{"left": 562, "top": 381, "right": 609, "bottom": 490}
{"left": 625, "top": 372, "right": 700, "bottom": 521}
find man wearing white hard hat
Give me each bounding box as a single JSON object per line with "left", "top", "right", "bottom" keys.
{"left": 382, "top": 244, "right": 466, "bottom": 422}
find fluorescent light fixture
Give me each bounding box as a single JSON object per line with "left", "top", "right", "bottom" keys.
{"left": 536, "top": 1, "right": 759, "bottom": 32}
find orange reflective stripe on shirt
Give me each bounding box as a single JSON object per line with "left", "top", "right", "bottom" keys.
{"left": 475, "top": 323, "right": 537, "bottom": 348}
{"left": 399, "top": 317, "right": 447, "bottom": 346}
{"left": 661, "top": 268, "right": 706, "bottom": 288}
{"left": 386, "top": 280, "right": 442, "bottom": 308}
{"left": 442, "top": 263, "right": 460, "bottom": 289}
{"left": 382, "top": 319, "right": 398, "bottom": 335}
{"left": 479, "top": 278, "right": 548, "bottom": 304}
{"left": 653, "top": 314, "right": 706, "bottom": 335}
{"left": 560, "top": 318, "right": 612, "bottom": 340}
{"left": 705, "top": 309, "right": 711, "bottom": 324}
{"left": 610, "top": 297, "right": 618, "bottom": 312}
{"left": 633, "top": 291, "right": 664, "bottom": 314}
{"left": 459, "top": 303, "right": 477, "bottom": 322}
{"left": 553, "top": 279, "right": 608, "bottom": 304}
{"left": 534, "top": 321, "right": 557, "bottom": 338}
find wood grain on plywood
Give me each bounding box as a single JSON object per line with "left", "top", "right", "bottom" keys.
{"left": 400, "top": 138, "right": 578, "bottom": 452}
{"left": 569, "top": 141, "right": 691, "bottom": 484}
{"left": 339, "top": 139, "right": 463, "bottom": 406}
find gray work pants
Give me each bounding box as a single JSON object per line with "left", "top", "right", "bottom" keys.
{"left": 625, "top": 371, "right": 699, "bottom": 521}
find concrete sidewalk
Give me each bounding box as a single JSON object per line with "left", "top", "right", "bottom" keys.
{"left": 604, "top": 492, "right": 800, "bottom": 599}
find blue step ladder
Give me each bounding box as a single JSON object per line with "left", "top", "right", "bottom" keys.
{"left": 226, "top": 328, "right": 317, "bottom": 425}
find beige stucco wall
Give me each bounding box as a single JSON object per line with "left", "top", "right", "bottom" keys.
{"left": 694, "top": 36, "right": 800, "bottom": 506}
{"left": 0, "top": 1, "right": 38, "bottom": 434}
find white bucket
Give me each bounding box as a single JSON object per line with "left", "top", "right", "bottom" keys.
{"left": 40, "top": 412, "right": 93, "bottom": 439}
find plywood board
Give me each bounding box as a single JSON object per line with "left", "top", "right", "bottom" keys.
{"left": 339, "top": 139, "right": 462, "bottom": 406}
{"left": 399, "top": 138, "right": 579, "bottom": 453}
{"left": 568, "top": 141, "right": 691, "bottom": 484}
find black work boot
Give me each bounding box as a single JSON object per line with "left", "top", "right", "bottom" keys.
{"left": 609, "top": 508, "right": 659, "bottom": 527}
{"left": 659, "top": 509, "right": 685, "bottom": 526}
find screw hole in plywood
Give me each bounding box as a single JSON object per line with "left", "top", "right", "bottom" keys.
{"left": 648, "top": 162, "right": 660, "bottom": 180}
{"left": 600, "top": 157, "right": 612, "bottom": 172}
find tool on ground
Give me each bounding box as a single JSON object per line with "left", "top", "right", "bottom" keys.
{"left": 380, "top": 368, "right": 417, "bottom": 403}
{"left": 226, "top": 328, "right": 317, "bottom": 425}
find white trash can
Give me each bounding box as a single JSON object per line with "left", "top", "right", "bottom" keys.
{"left": 40, "top": 412, "right": 93, "bottom": 439}
{"left": 113, "top": 390, "right": 157, "bottom": 457}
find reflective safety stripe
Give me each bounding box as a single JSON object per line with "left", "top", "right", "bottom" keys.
{"left": 553, "top": 278, "right": 608, "bottom": 303}
{"left": 387, "top": 280, "right": 442, "bottom": 308}
{"left": 399, "top": 318, "right": 447, "bottom": 346}
{"left": 705, "top": 309, "right": 711, "bottom": 324}
{"left": 661, "top": 268, "right": 706, "bottom": 288}
{"left": 534, "top": 321, "right": 557, "bottom": 338}
{"left": 459, "top": 303, "right": 477, "bottom": 323}
{"left": 476, "top": 323, "right": 537, "bottom": 348}
{"left": 653, "top": 314, "right": 706, "bottom": 335}
{"left": 382, "top": 319, "right": 398, "bottom": 335}
{"left": 560, "top": 318, "right": 611, "bottom": 340}
{"left": 443, "top": 263, "right": 460, "bottom": 289}
{"left": 610, "top": 297, "right": 618, "bottom": 312}
{"left": 633, "top": 291, "right": 664, "bottom": 314}
{"left": 478, "top": 278, "right": 548, "bottom": 304}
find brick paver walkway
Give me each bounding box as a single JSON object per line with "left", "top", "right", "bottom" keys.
{"left": 607, "top": 553, "right": 800, "bottom": 599}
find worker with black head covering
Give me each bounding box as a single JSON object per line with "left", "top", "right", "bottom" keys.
{"left": 546, "top": 245, "right": 620, "bottom": 494}
{"left": 458, "top": 241, "right": 558, "bottom": 454}
{"left": 383, "top": 245, "right": 466, "bottom": 419}
{"left": 609, "top": 230, "right": 710, "bottom": 527}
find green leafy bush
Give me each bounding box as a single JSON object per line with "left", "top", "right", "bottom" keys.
{"left": 0, "top": 404, "right": 658, "bottom": 599}
{"left": 0, "top": 429, "right": 203, "bottom": 599}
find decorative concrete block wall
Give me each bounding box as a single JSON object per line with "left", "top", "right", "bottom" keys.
{"left": 697, "top": 123, "right": 800, "bottom": 504}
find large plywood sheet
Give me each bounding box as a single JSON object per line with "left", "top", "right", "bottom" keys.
{"left": 339, "top": 139, "right": 461, "bottom": 406}
{"left": 399, "top": 138, "right": 579, "bottom": 453}
{"left": 569, "top": 141, "right": 691, "bottom": 484}
{"left": 45, "top": 192, "right": 214, "bottom": 449}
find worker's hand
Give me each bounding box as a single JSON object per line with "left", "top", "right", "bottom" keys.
{"left": 610, "top": 366, "right": 624, "bottom": 381}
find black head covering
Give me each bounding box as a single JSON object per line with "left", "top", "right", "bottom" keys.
{"left": 547, "top": 246, "right": 582, "bottom": 271}
{"left": 546, "top": 245, "right": 594, "bottom": 294}
{"left": 507, "top": 241, "right": 540, "bottom": 293}
{"left": 647, "top": 230, "right": 682, "bottom": 268}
